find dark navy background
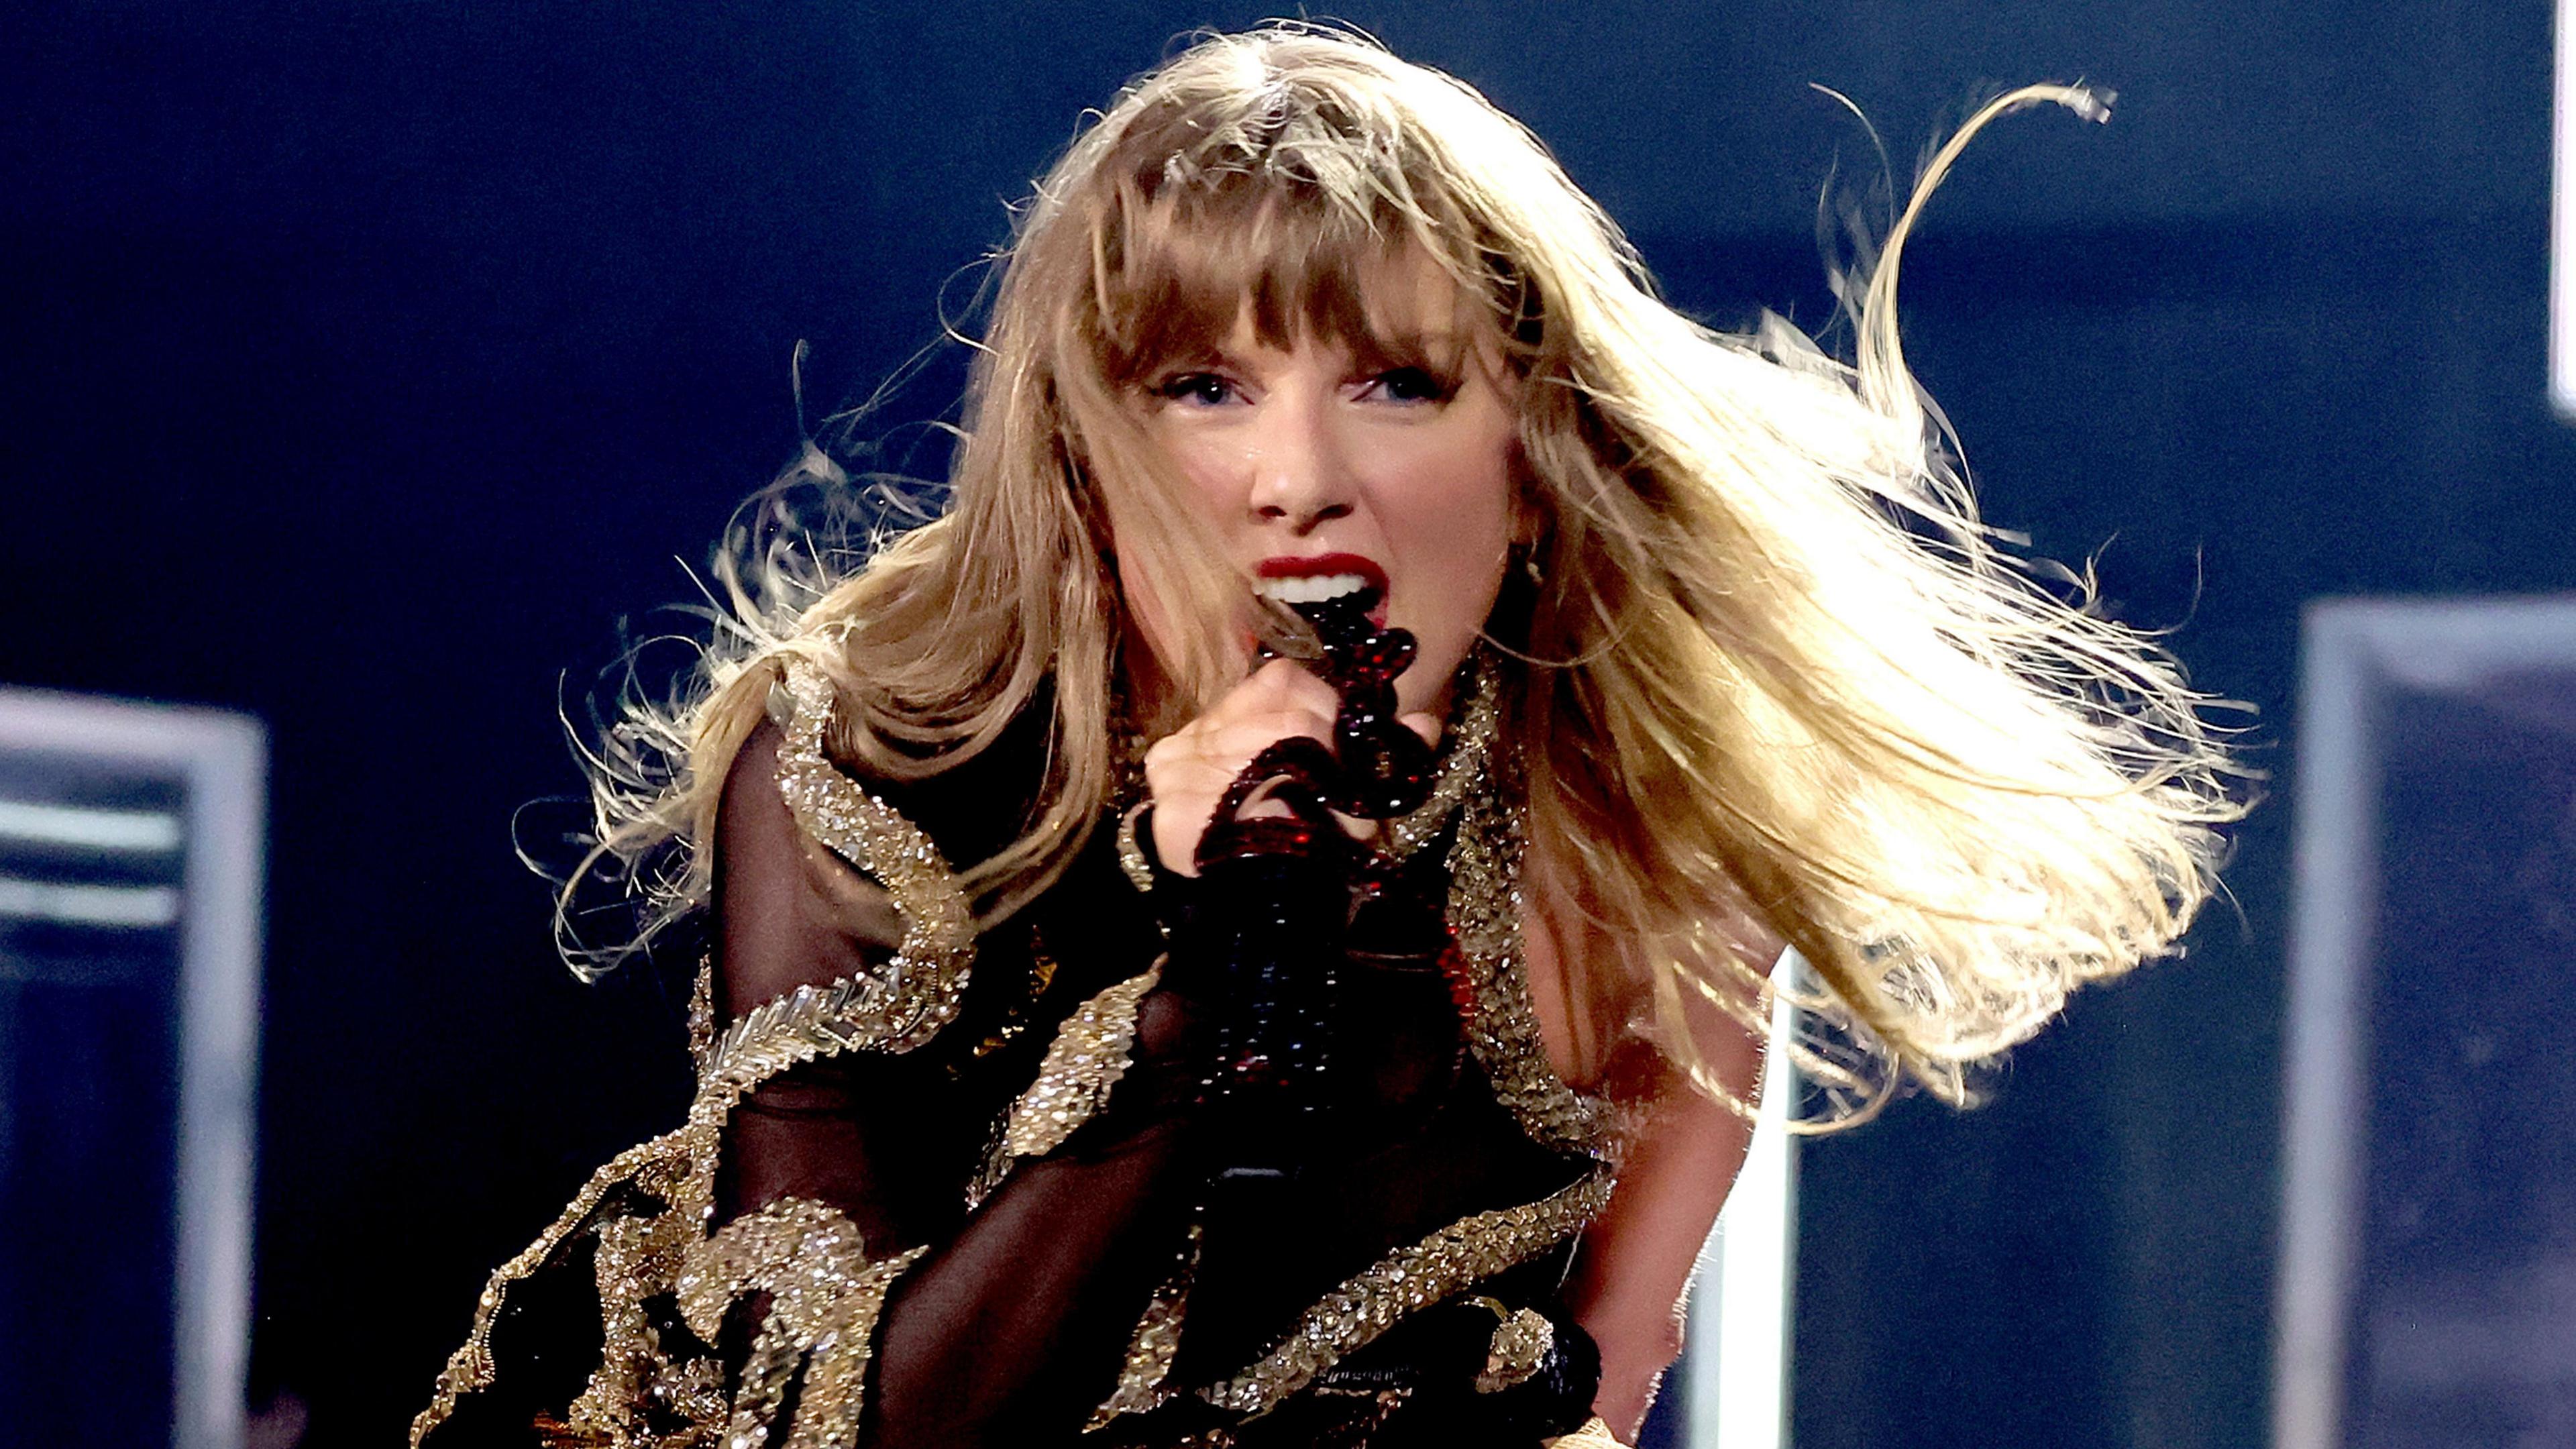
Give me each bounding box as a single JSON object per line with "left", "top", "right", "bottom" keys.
{"left": 6, "top": 3, "right": 2571, "bottom": 1445}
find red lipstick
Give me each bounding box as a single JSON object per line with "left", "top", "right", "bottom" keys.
{"left": 1256, "top": 553, "right": 1389, "bottom": 623}
{"left": 1256, "top": 552, "right": 1389, "bottom": 592}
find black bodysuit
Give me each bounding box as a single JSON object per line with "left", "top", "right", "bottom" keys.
{"left": 412, "top": 659, "right": 1620, "bottom": 1448}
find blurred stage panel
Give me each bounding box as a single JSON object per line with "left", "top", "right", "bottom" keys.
{"left": 2282, "top": 598, "right": 2576, "bottom": 1448}
{"left": 0, "top": 691, "right": 263, "bottom": 1449}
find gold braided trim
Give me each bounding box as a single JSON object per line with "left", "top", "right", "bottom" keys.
{"left": 1196, "top": 1168, "right": 1616, "bottom": 1417}
{"left": 563, "top": 1205, "right": 703, "bottom": 1442}
{"left": 415, "top": 665, "right": 974, "bottom": 1446}
{"left": 1447, "top": 767, "right": 1619, "bottom": 1161}
{"left": 672, "top": 1197, "right": 930, "bottom": 1449}
{"left": 417, "top": 1005, "right": 943, "bottom": 1444}
{"left": 769, "top": 659, "right": 975, "bottom": 1057}
{"left": 1086, "top": 1220, "right": 1202, "bottom": 1430}
{"left": 702, "top": 971, "right": 922, "bottom": 1099}
{"left": 409, "top": 1120, "right": 715, "bottom": 1447}
{"left": 687, "top": 953, "right": 716, "bottom": 1061}
{"left": 969, "top": 962, "right": 1164, "bottom": 1208}
{"left": 1115, "top": 801, "right": 1159, "bottom": 898}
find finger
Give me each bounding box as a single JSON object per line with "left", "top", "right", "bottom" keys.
{"left": 1198, "top": 718, "right": 1335, "bottom": 767}
{"left": 1187, "top": 700, "right": 1338, "bottom": 750}
{"left": 1244, "top": 656, "right": 1342, "bottom": 711}
{"left": 1146, "top": 721, "right": 1334, "bottom": 800}
{"left": 1398, "top": 711, "right": 1442, "bottom": 747}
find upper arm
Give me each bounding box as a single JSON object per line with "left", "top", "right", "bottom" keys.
{"left": 714, "top": 719, "right": 907, "bottom": 1018}
{"left": 709, "top": 717, "right": 959, "bottom": 1244}
{"left": 1564, "top": 1068, "right": 1759, "bottom": 1434}
{"left": 1556, "top": 950, "right": 1768, "bottom": 1440}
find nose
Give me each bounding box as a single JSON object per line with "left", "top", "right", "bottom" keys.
{"left": 1244, "top": 388, "right": 1355, "bottom": 532}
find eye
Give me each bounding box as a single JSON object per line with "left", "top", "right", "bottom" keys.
{"left": 1152, "top": 372, "right": 1239, "bottom": 407}
{"left": 1362, "top": 366, "right": 1454, "bottom": 405}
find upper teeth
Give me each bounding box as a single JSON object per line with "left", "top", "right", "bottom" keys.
{"left": 1258, "top": 573, "right": 1371, "bottom": 604}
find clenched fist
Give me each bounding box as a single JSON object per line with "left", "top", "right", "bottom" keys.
{"left": 1142, "top": 658, "right": 1440, "bottom": 875}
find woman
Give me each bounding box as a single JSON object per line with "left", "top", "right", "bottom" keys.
{"left": 414, "top": 27, "right": 2233, "bottom": 1449}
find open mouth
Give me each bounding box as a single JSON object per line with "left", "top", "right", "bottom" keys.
{"left": 1255, "top": 553, "right": 1389, "bottom": 616}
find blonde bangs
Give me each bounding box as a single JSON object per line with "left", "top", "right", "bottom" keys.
{"left": 1073, "top": 56, "right": 1517, "bottom": 386}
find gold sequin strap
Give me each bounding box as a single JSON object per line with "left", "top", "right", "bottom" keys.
{"left": 1379, "top": 654, "right": 1499, "bottom": 861}
{"left": 706, "top": 659, "right": 977, "bottom": 1076}
{"left": 675, "top": 1197, "right": 931, "bottom": 1449}
{"left": 1446, "top": 763, "right": 1620, "bottom": 1161}
{"left": 1196, "top": 1168, "right": 1616, "bottom": 1416}
{"left": 1546, "top": 1417, "right": 1634, "bottom": 1448}
{"left": 968, "top": 961, "right": 1164, "bottom": 1208}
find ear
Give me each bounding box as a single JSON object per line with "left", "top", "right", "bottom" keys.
{"left": 1509, "top": 465, "right": 1550, "bottom": 551}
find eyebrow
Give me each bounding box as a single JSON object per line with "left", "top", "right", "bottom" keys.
{"left": 1348, "top": 328, "right": 1465, "bottom": 370}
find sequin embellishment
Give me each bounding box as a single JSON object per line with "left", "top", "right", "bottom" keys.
{"left": 767, "top": 659, "right": 977, "bottom": 1055}
{"left": 1195, "top": 1168, "right": 1615, "bottom": 1416}
{"left": 968, "top": 961, "right": 1164, "bottom": 1208}
{"left": 676, "top": 1197, "right": 929, "bottom": 1449}
{"left": 1474, "top": 1307, "right": 1556, "bottom": 1394}
{"left": 1446, "top": 757, "right": 1619, "bottom": 1160}
{"left": 1112, "top": 653, "right": 1499, "bottom": 904}
{"left": 411, "top": 663, "right": 968, "bottom": 1448}
{"left": 1087, "top": 1221, "right": 1203, "bottom": 1429}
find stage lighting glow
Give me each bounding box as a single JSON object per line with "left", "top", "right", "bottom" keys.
{"left": 1682, "top": 952, "right": 1801, "bottom": 1449}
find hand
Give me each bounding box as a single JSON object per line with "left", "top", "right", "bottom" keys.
{"left": 1142, "top": 658, "right": 1440, "bottom": 876}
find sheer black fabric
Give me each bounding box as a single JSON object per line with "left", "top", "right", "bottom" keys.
{"left": 425, "top": 703, "right": 1599, "bottom": 1447}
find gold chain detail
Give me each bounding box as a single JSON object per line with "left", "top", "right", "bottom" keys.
{"left": 701, "top": 971, "right": 912, "bottom": 1099}
{"left": 1115, "top": 800, "right": 1159, "bottom": 898}
{"left": 1114, "top": 652, "right": 1499, "bottom": 903}
{"left": 415, "top": 664, "right": 971, "bottom": 1448}
{"left": 1377, "top": 655, "right": 1499, "bottom": 861}
{"left": 409, "top": 1121, "right": 716, "bottom": 1447}
{"left": 686, "top": 953, "right": 715, "bottom": 1063}
{"left": 1195, "top": 1168, "right": 1615, "bottom": 1417}
{"left": 564, "top": 1208, "right": 700, "bottom": 1442}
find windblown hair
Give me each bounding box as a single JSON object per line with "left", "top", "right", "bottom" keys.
{"left": 566, "top": 25, "right": 2240, "bottom": 1123}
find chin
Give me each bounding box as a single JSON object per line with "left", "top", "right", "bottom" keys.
{"left": 1395, "top": 641, "right": 1473, "bottom": 718}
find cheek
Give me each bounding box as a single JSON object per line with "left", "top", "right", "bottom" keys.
{"left": 1425, "top": 472, "right": 1513, "bottom": 600}
{"left": 1160, "top": 432, "right": 1246, "bottom": 523}
{"left": 1387, "top": 439, "right": 1517, "bottom": 675}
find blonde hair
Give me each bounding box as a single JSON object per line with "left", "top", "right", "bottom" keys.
{"left": 566, "top": 25, "right": 2241, "bottom": 1122}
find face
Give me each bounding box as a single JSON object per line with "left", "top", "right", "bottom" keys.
{"left": 1128, "top": 276, "right": 1521, "bottom": 719}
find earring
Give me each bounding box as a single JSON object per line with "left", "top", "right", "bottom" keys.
{"left": 1521, "top": 547, "right": 1545, "bottom": 586}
